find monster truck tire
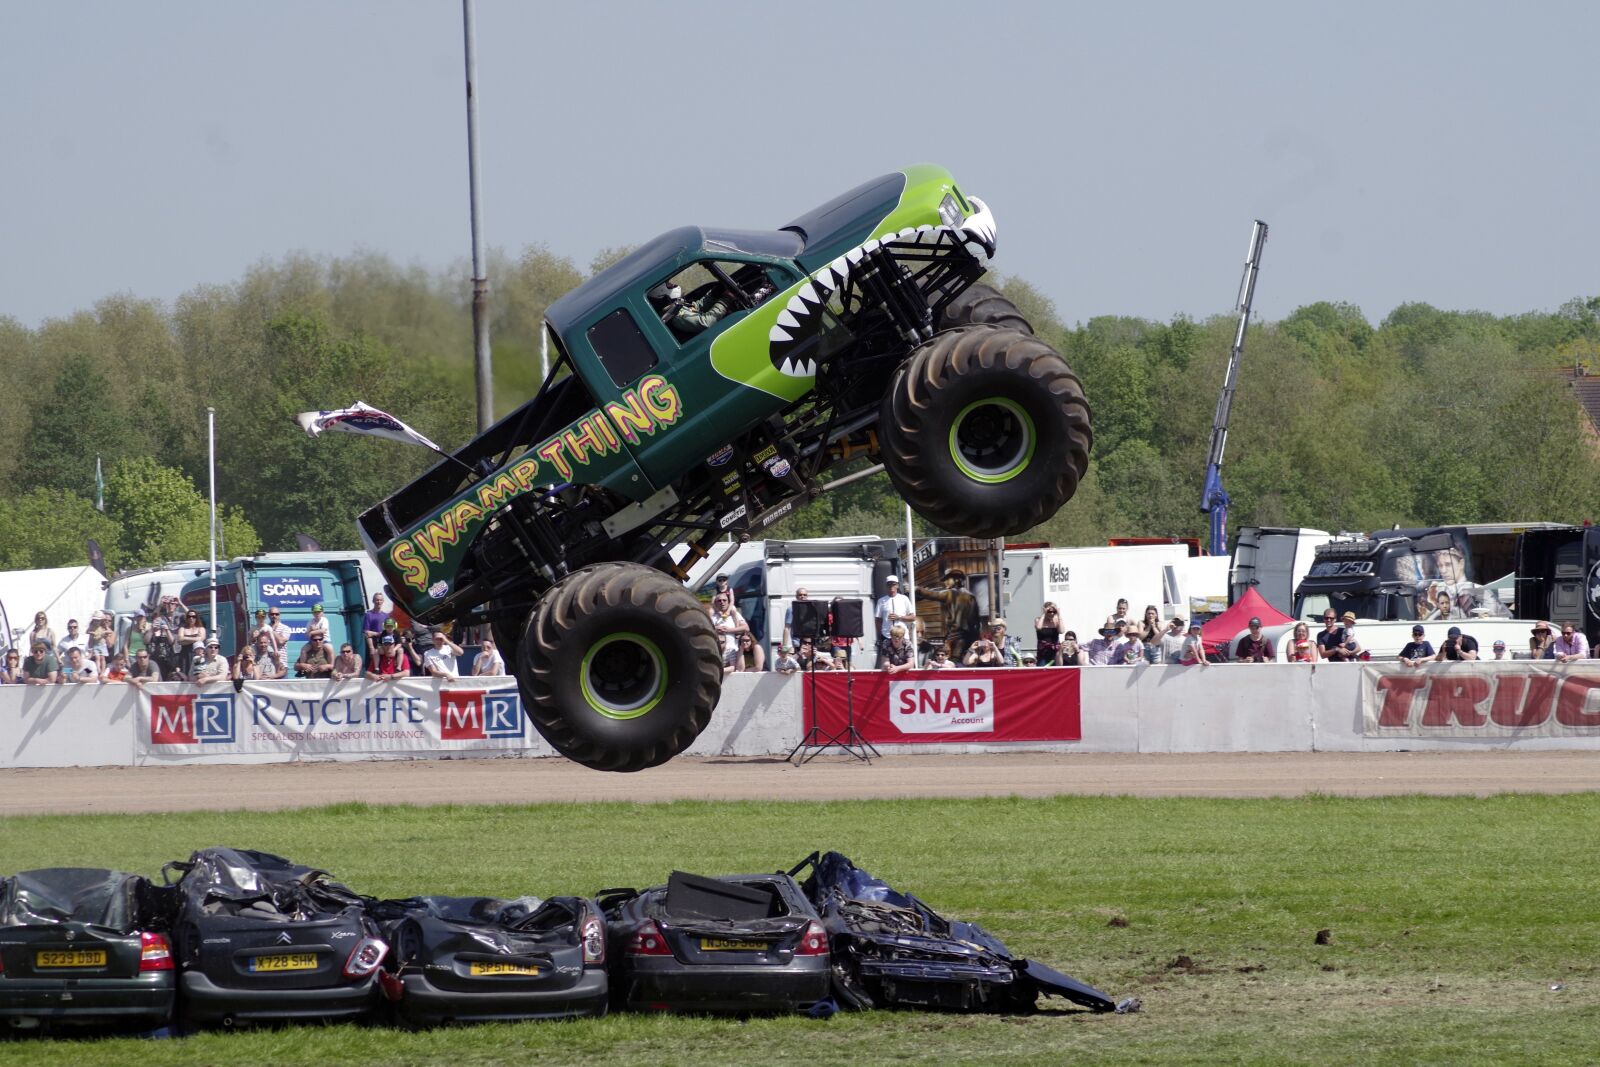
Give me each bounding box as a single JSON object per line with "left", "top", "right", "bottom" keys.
{"left": 879, "top": 325, "right": 1091, "bottom": 539}
{"left": 518, "top": 562, "right": 722, "bottom": 773}
{"left": 934, "top": 282, "right": 1033, "bottom": 335}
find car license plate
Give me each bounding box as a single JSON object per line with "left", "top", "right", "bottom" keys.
{"left": 248, "top": 952, "right": 318, "bottom": 972}
{"left": 469, "top": 960, "right": 541, "bottom": 976}
{"left": 699, "top": 938, "right": 768, "bottom": 951}
{"left": 35, "top": 949, "right": 107, "bottom": 968}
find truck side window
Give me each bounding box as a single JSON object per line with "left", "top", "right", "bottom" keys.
{"left": 646, "top": 261, "right": 780, "bottom": 343}
{"left": 587, "top": 307, "right": 658, "bottom": 387}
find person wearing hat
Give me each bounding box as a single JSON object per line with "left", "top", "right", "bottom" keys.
{"left": 1111, "top": 620, "right": 1145, "bottom": 666}
{"left": 1158, "top": 616, "right": 1188, "bottom": 665}
{"left": 366, "top": 633, "right": 410, "bottom": 681}
{"left": 1237, "top": 617, "right": 1274, "bottom": 663}
{"left": 1324, "top": 611, "right": 1364, "bottom": 662}
{"left": 295, "top": 629, "right": 336, "bottom": 679}
{"left": 1490, "top": 639, "right": 1509, "bottom": 660}
{"left": 771, "top": 642, "right": 800, "bottom": 675}
{"left": 305, "top": 602, "right": 331, "bottom": 642}
{"left": 1398, "top": 625, "right": 1435, "bottom": 668}
{"left": 1527, "top": 621, "right": 1555, "bottom": 660}
{"left": 874, "top": 574, "right": 915, "bottom": 667}
{"left": 1549, "top": 622, "right": 1588, "bottom": 663}
{"left": 1083, "top": 623, "right": 1121, "bottom": 666}
{"left": 989, "top": 618, "right": 1023, "bottom": 667}
{"left": 918, "top": 568, "right": 979, "bottom": 660}
{"left": 1179, "top": 623, "right": 1211, "bottom": 666}
{"left": 193, "top": 637, "right": 229, "bottom": 684}
{"left": 1435, "top": 625, "right": 1479, "bottom": 662}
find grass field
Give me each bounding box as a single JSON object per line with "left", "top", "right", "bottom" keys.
{"left": 1, "top": 793, "right": 1596, "bottom": 1065}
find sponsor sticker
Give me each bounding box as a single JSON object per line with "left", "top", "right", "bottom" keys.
{"left": 706, "top": 445, "right": 734, "bottom": 467}
{"left": 719, "top": 504, "right": 748, "bottom": 529}
{"left": 887, "top": 679, "right": 995, "bottom": 734}
{"left": 150, "top": 693, "right": 236, "bottom": 745}
{"left": 258, "top": 577, "right": 326, "bottom": 609}
{"left": 428, "top": 579, "right": 449, "bottom": 600}
{"left": 765, "top": 458, "right": 792, "bottom": 479}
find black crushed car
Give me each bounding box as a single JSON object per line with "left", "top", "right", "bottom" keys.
{"left": 599, "top": 871, "right": 830, "bottom": 1013}
{"left": 0, "top": 868, "right": 177, "bottom": 1032}
{"left": 369, "top": 894, "right": 609, "bottom": 1026}
{"left": 793, "top": 851, "right": 1134, "bottom": 1014}
{"left": 166, "top": 848, "right": 387, "bottom": 1028}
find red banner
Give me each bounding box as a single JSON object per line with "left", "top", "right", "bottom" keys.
{"left": 1361, "top": 663, "right": 1600, "bottom": 736}
{"left": 800, "top": 668, "right": 1081, "bottom": 744}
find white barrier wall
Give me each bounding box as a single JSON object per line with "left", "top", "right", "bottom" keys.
{"left": 2, "top": 663, "right": 1598, "bottom": 770}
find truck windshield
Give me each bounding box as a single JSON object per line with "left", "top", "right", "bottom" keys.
{"left": 1295, "top": 593, "right": 1393, "bottom": 621}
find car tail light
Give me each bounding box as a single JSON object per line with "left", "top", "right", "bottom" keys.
{"left": 342, "top": 937, "right": 388, "bottom": 979}
{"left": 581, "top": 915, "right": 606, "bottom": 965}
{"left": 139, "top": 932, "right": 174, "bottom": 972}
{"left": 626, "top": 920, "right": 672, "bottom": 957}
{"left": 795, "top": 921, "right": 829, "bottom": 956}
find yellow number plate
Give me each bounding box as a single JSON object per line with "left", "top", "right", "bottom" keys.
{"left": 469, "top": 961, "right": 541, "bottom": 976}
{"left": 699, "top": 938, "right": 768, "bottom": 951}
{"left": 35, "top": 949, "right": 107, "bottom": 968}
{"left": 248, "top": 952, "right": 318, "bottom": 972}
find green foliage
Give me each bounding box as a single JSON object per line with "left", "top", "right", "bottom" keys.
{"left": 103, "top": 457, "right": 260, "bottom": 568}
{"left": 0, "top": 488, "right": 121, "bottom": 570}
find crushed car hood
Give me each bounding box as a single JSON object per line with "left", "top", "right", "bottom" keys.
{"left": 0, "top": 867, "right": 174, "bottom": 933}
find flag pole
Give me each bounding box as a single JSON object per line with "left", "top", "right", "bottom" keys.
{"left": 207, "top": 407, "right": 218, "bottom": 641}
{"left": 904, "top": 503, "right": 916, "bottom": 663}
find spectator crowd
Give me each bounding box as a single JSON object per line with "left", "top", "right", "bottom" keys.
{"left": 1, "top": 590, "right": 508, "bottom": 687}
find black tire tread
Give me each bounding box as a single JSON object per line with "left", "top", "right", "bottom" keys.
{"left": 935, "top": 282, "right": 1034, "bottom": 335}
{"left": 521, "top": 562, "right": 722, "bottom": 772}
{"left": 879, "top": 325, "right": 1091, "bottom": 538}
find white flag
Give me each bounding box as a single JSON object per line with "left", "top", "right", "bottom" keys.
{"left": 295, "top": 402, "right": 443, "bottom": 453}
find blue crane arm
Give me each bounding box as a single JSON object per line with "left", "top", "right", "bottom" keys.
{"left": 1201, "top": 220, "right": 1268, "bottom": 556}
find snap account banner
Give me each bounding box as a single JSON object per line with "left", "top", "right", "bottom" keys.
{"left": 802, "top": 668, "right": 1081, "bottom": 744}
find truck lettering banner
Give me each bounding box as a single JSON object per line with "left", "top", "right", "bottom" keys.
{"left": 136, "top": 677, "right": 530, "bottom": 761}
{"left": 801, "top": 668, "right": 1081, "bottom": 744}
{"left": 1361, "top": 663, "right": 1600, "bottom": 737}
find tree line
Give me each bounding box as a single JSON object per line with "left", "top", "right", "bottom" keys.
{"left": 3, "top": 247, "right": 1598, "bottom": 575}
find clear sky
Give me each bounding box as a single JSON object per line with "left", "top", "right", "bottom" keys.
{"left": 4, "top": 0, "right": 1597, "bottom": 330}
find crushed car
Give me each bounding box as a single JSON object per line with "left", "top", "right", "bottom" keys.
{"left": 792, "top": 851, "right": 1135, "bottom": 1014}
{"left": 0, "top": 867, "right": 177, "bottom": 1032}
{"left": 368, "top": 894, "right": 609, "bottom": 1026}
{"left": 599, "top": 871, "right": 830, "bottom": 1014}
{"left": 165, "top": 847, "right": 387, "bottom": 1028}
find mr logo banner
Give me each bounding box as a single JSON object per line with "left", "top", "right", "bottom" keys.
{"left": 150, "top": 693, "right": 236, "bottom": 745}
{"left": 440, "top": 686, "right": 526, "bottom": 741}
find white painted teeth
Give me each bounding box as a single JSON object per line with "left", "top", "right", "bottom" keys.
{"left": 779, "top": 357, "right": 795, "bottom": 375}
{"left": 769, "top": 324, "right": 792, "bottom": 343}
{"left": 777, "top": 308, "right": 799, "bottom": 329}
{"left": 798, "top": 359, "right": 815, "bottom": 376}
{"left": 845, "top": 247, "right": 865, "bottom": 265}
{"left": 797, "top": 282, "right": 820, "bottom": 305}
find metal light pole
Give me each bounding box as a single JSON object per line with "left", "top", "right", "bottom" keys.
{"left": 207, "top": 406, "right": 218, "bottom": 639}
{"left": 463, "top": 0, "right": 493, "bottom": 431}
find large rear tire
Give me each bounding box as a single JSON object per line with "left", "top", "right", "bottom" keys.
{"left": 878, "top": 325, "right": 1092, "bottom": 538}
{"left": 935, "top": 282, "right": 1033, "bottom": 335}
{"left": 518, "top": 562, "right": 722, "bottom": 772}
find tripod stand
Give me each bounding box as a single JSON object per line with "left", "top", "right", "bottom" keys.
{"left": 787, "top": 644, "right": 880, "bottom": 765}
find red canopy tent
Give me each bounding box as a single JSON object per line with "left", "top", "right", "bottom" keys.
{"left": 1199, "top": 587, "right": 1294, "bottom": 656}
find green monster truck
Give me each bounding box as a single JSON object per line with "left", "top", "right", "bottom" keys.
{"left": 357, "top": 165, "right": 1092, "bottom": 771}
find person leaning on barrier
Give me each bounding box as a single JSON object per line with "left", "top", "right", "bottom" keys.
{"left": 471, "top": 636, "right": 505, "bottom": 676}
{"left": 366, "top": 634, "right": 409, "bottom": 681}
{"left": 62, "top": 647, "right": 98, "bottom": 684}
{"left": 1549, "top": 623, "right": 1588, "bottom": 663}
{"left": 1491, "top": 639, "right": 1509, "bottom": 660}
{"left": 22, "top": 641, "right": 60, "bottom": 685}
{"left": 881, "top": 623, "right": 915, "bottom": 674}
{"left": 1315, "top": 610, "right": 1345, "bottom": 658}
{"left": 1435, "top": 625, "right": 1478, "bottom": 662}
{"left": 925, "top": 644, "right": 955, "bottom": 670}
{"left": 1083, "top": 625, "right": 1119, "bottom": 665}
{"left": 1288, "top": 622, "right": 1319, "bottom": 663}
{"left": 333, "top": 642, "right": 364, "bottom": 680}
{"left": 796, "top": 637, "right": 831, "bottom": 672}
{"left": 295, "top": 632, "right": 336, "bottom": 679}
{"left": 963, "top": 633, "right": 1005, "bottom": 668}
{"left": 772, "top": 643, "right": 800, "bottom": 675}
{"left": 1236, "top": 617, "right": 1273, "bottom": 663}
{"left": 1178, "top": 623, "right": 1211, "bottom": 666}
{"left": 0, "top": 649, "right": 22, "bottom": 685}
{"left": 1112, "top": 622, "right": 1145, "bottom": 666}
{"left": 1398, "top": 625, "right": 1435, "bottom": 668}
{"left": 127, "top": 648, "right": 161, "bottom": 688}
{"left": 1057, "top": 630, "right": 1087, "bottom": 666}
{"left": 194, "top": 638, "right": 229, "bottom": 684}
{"left": 1323, "top": 612, "right": 1363, "bottom": 662}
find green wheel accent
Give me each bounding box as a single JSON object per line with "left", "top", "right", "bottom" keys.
{"left": 948, "top": 398, "right": 1036, "bottom": 484}
{"left": 579, "top": 633, "right": 668, "bottom": 720}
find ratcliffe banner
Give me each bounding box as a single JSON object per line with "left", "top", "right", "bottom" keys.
{"left": 134, "top": 677, "right": 530, "bottom": 762}
{"left": 1361, "top": 663, "right": 1600, "bottom": 737}
{"left": 801, "top": 668, "right": 1081, "bottom": 744}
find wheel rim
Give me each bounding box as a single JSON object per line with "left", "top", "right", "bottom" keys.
{"left": 948, "top": 397, "right": 1035, "bottom": 483}
{"left": 579, "top": 633, "right": 668, "bottom": 720}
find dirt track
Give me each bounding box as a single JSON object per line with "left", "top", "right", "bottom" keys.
{"left": 2, "top": 750, "right": 1596, "bottom": 816}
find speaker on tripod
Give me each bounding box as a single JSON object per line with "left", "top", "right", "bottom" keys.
{"left": 790, "top": 599, "right": 826, "bottom": 641}
{"left": 787, "top": 595, "right": 879, "bottom": 765}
